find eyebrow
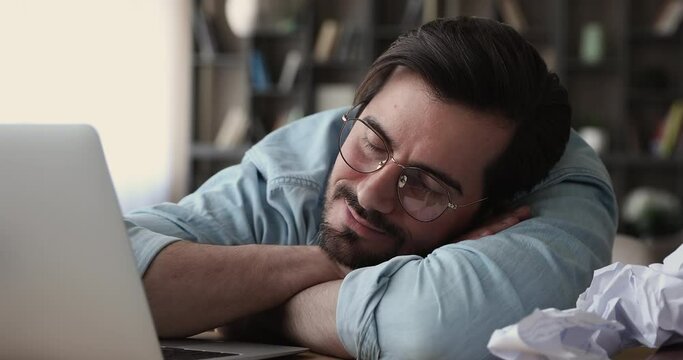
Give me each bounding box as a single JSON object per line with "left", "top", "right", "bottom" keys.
{"left": 364, "top": 116, "right": 396, "bottom": 149}
{"left": 412, "top": 161, "right": 464, "bottom": 196}
{"left": 363, "top": 115, "right": 464, "bottom": 196}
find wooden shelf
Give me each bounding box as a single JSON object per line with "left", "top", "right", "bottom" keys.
{"left": 630, "top": 29, "right": 683, "bottom": 43}
{"left": 252, "top": 28, "right": 306, "bottom": 39}
{"left": 191, "top": 143, "right": 250, "bottom": 162}
{"left": 602, "top": 154, "right": 683, "bottom": 168}
{"left": 251, "top": 87, "right": 305, "bottom": 99}
{"left": 313, "top": 61, "right": 369, "bottom": 71}
{"left": 193, "top": 54, "right": 242, "bottom": 68}
{"left": 373, "top": 25, "right": 404, "bottom": 39}
{"left": 627, "top": 89, "right": 681, "bottom": 104}
{"left": 565, "top": 58, "right": 621, "bottom": 73}
{"left": 190, "top": 0, "right": 683, "bottom": 198}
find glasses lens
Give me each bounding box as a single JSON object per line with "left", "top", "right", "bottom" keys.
{"left": 397, "top": 168, "right": 450, "bottom": 221}
{"left": 339, "top": 119, "right": 390, "bottom": 173}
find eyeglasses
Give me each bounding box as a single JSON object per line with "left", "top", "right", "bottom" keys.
{"left": 338, "top": 104, "right": 487, "bottom": 222}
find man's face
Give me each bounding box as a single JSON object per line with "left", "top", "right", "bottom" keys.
{"left": 320, "top": 68, "right": 514, "bottom": 269}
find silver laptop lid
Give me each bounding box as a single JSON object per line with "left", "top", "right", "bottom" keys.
{"left": 0, "top": 124, "right": 162, "bottom": 359}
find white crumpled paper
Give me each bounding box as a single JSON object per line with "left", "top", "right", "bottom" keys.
{"left": 488, "top": 308, "right": 623, "bottom": 360}
{"left": 487, "top": 244, "right": 683, "bottom": 360}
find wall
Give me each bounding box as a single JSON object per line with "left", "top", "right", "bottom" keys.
{"left": 0, "top": 0, "right": 191, "bottom": 213}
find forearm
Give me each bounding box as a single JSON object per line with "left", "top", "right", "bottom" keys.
{"left": 143, "top": 241, "right": 343, "bottom": 338}
{"left": 280, "top": 280, "right": 350, "bottom": 358}
{"left": 334, "top": 182, "right": 616, "bottom": 358}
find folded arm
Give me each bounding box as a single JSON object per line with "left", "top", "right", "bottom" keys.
{"left": 275, "top": 206, "right": 532, "bottom": 357}
{"left": 280, "top": 137, "right": 618, "bottom": 359}
{"left": 125, "top": 141, "right": 339, "bottom": 338}
{"left": 143, "top": 241, "right": 344, "bottom": 338}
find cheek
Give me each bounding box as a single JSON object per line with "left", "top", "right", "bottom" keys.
{"left": 327, "top": 156, "right": 361, "bottom": 190}
{"left": 324, "top": 157, "right": 359, "bottom": 218}
{"left": 329, "top": 155, "right": 350, "bottom": 180}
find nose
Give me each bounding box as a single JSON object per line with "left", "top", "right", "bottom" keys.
{"left": 356, "top": 163, "right": 401, "bottom": 215}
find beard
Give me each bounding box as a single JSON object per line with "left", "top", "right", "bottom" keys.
{"left": 318, "top": 184, "right": 408, "bottom": 269}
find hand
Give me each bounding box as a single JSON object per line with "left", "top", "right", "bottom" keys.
{"left": 456, "top": 206, "right": 532, "bottom": 241}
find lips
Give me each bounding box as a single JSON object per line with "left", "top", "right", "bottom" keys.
{"left": 328, "top": 183, "right": 407, "bottom": 247}
{"left": 344, "top": 200, "right": 393, "bottom": 240}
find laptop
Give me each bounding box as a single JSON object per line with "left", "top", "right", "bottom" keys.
{"left": 0, "top": 124, "right": 308, "bottom": 360}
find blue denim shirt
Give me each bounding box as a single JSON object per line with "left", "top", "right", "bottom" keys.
{"left": 126, "top": 107, "right": 617, "bottom": 359}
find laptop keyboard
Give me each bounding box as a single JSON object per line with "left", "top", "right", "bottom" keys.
{"left": 161, "top": 346, "right": 238, "bottom": 359}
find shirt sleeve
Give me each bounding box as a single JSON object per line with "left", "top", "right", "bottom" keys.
{"left": 124, "top": 108, "right": 345, "bottom": 275}
{"left": 125, "top": 161, "right": 271, "bottom": 275}
{"left": 336, "top": 133, "right": 618, "bottom": 359}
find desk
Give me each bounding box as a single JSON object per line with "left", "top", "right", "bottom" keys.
{"left": 286, "top": 343, "right": 683, "bottom": 359}
{"left": 278, "top": 353, "right": 340, "bottom": 359}
{"left": 191, "top": 330, "right": 683, "bottom": 360}
{"left": 191, "top": 330, "right": 341, "bottom": 359}
{"left": 614, "top": 343, "right": 683, "bottom": 360}
{"left": 614, "top": 347, "right": 656, "bottom": 359}
{"left": 646, "top": 343, "right": 683, "bottom": 359}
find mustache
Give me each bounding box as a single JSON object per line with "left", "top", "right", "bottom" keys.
{"left": 332, "top": 184, "right": 407, "bottom": 242}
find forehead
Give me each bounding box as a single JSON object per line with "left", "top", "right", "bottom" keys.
{"left": 360, "top": 69, "right": 514, "bottom": 193}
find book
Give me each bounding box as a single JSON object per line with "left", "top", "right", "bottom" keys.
{"left": 402, "top": 0, "right": 424, "bottom": 27}
{"left": 249, "top": 50, "right": 271, "bottom": 91}
{"left": 277, "top": 50, "right": 303, "bottom": 92}
{"left": 655, "top": 100, "right": 683, "bottom": 157}
{"left": 272, "top": 105, "right": 304, "bottom": 130}
{"left": 214, "top": 105, "right": 249, "bottom": 148}
{"left": 313, "top": 19, "right": 340, "bottom": 63}
{"left": 579, "top": 22, "right": 605, "bottom": 65}
{"left": 498, "top": 0, "right": 528, "bottom": 34}
{"left": 196, "top": 67, "right": 216, "bottom": 143}
{"left": 315, "top": 83, "right": 356, "bottom": 112}
{"left": 422, "top": 0, "right": 439, "bottom": 24}
{"left": 193, "top": 5, "right": 217, "bottom": 60}
{"left": 332, "top": 24, "right": 365, "bottom": 63}
{"left": 653, "top": 0, "right": 683, "bottom": 36}
{"left": 539, "top": 47, "right": 557, "bottom": 71}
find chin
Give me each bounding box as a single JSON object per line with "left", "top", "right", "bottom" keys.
{"left": 319, "top": 183, "right": 404, "bottom": 268}
{"left": 318, "top": 221, "right": 398, "bottom": 269}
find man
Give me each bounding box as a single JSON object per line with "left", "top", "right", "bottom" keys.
{"left": 128, "top": 18, "right": 616, "bottom": 359}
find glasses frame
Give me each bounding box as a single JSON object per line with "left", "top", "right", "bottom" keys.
{"left": 339, "top": 104, "right": 487, "bottom": 222}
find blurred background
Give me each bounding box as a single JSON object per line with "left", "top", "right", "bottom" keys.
{"left": 0, "top": 1, "right": 191, "bottom": 213}
{"left": 1, "top": 0, "right": 683, "bottom": 255}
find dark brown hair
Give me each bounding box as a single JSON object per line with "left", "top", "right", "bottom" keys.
{"left": 354, "top": 17, "right": 571, "bottom": 212}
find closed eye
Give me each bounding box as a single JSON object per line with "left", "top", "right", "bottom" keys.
{"left": 409, "top": 171, "right": 448, "bottom": 194}
{"left": 362, "top": 136, "right": 385, "bottom": 153}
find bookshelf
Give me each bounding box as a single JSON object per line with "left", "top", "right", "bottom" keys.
{"left": 189, "top": 0, "right": 683, "bottom": 214}
{"left": 189, "top": 0, "right": 417, "bottom": 190}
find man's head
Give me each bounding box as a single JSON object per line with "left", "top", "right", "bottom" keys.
{"left": 320, "top": 17, "right": 571, "bottom": 269}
